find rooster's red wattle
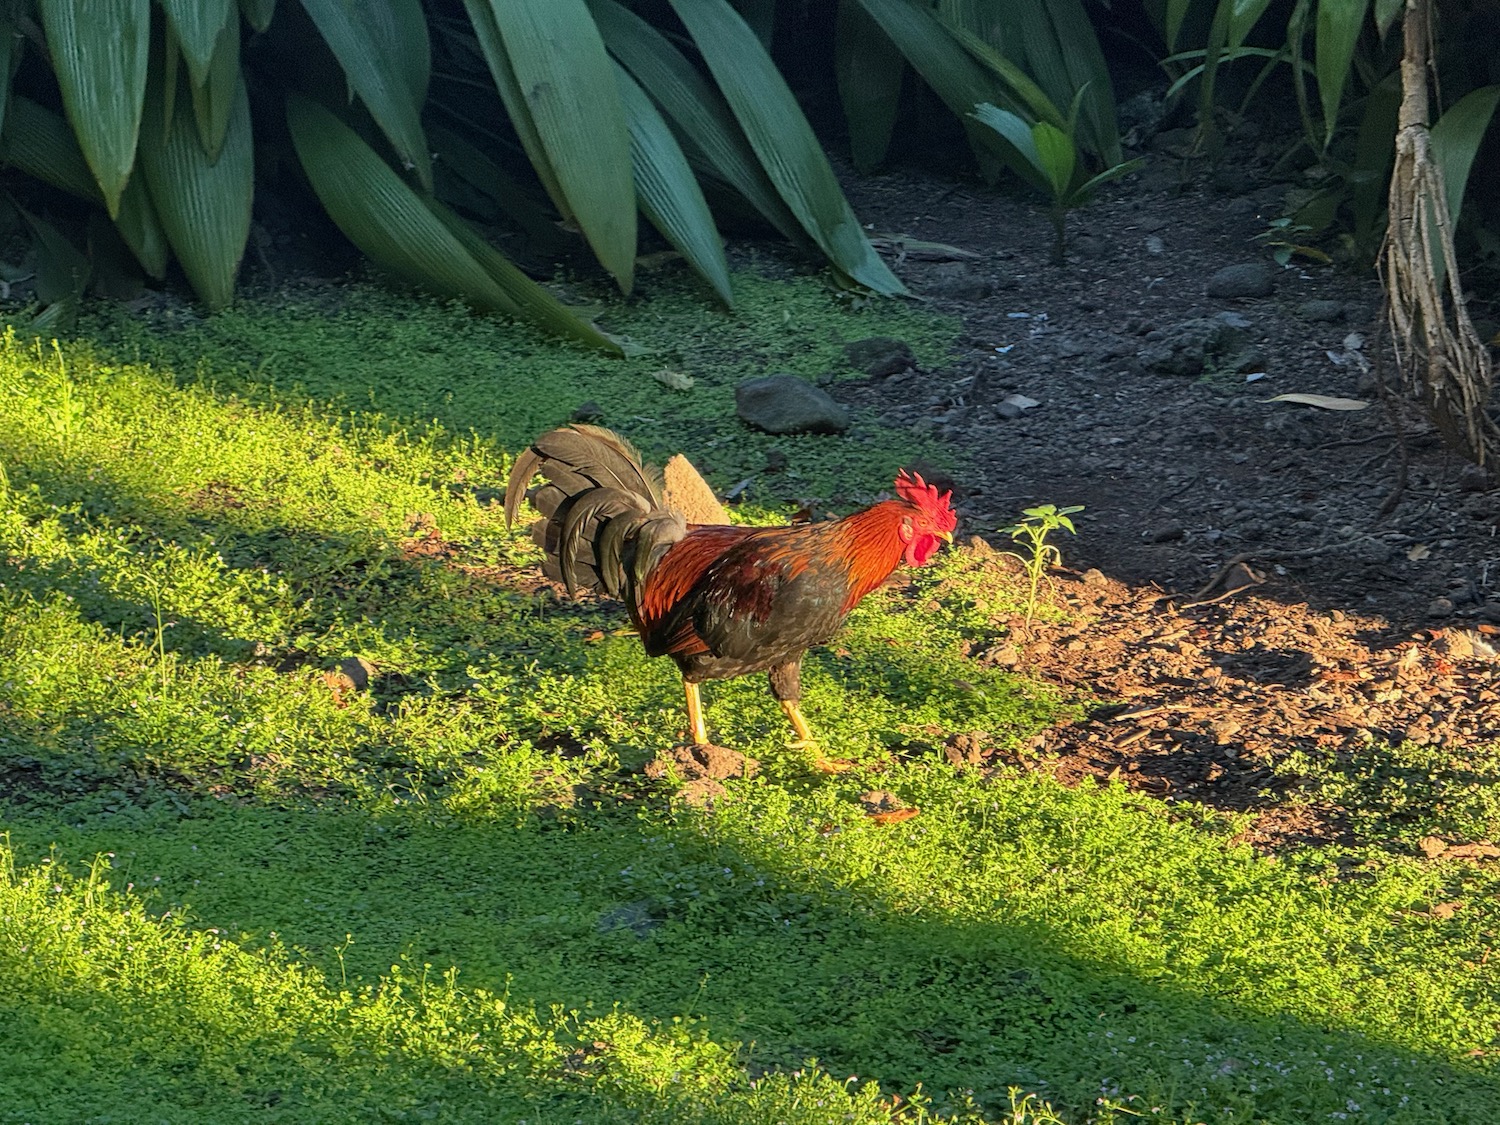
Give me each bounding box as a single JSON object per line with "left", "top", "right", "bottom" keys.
{"left": 505, "top": 425, "right": 957, "bottom": 746}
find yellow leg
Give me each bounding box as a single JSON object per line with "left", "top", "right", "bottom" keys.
{"left": 779, "top": 699, "right": 818, "bottom": 747}
{"left": 684, "top": 680, "right": 709, "bottom": 746}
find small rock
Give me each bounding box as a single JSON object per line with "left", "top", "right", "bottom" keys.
{"left": 735, "top": 375, "right": 850, "bottom": 434}
{"left": 921, "top": 262, "right": 994, "bottom": 301}
{"left": 1479, "top": 603, "right": 1500, "bottom": 624}
{"left": 1081, "top": 568, "right": 1107, "bottom": 585}
{"left": 1427, "top": 597, "right": 1455, "bottom": 618}
{"left": 1206, "top": 262, "right": 1275, "bottom": 299}
{"left": 663, "top": 454, "right": 729, "bottom": 525}
{"left": 1458, "top": 463, "right": 1495, "bottom": 492}
{"left": 1136, "top": 313, "right": 1255, "bottom": 376}
{"left": 339, "top": 656, "right": 376, "bottom": 691}
{"left": 1146, "top": 523, "right": 1184, "bottom": 543}
{"left": 844, "top": 337, "right": 915, "bottom": 378}
{"left": 571, "top": 400, "right": 604, "bottom": 423}
{"left": 764, "top": 448, "right": 788, "bottom": 473}
{"left": 995, "top": 401, "right": 1025, "bottom": 420}
{"left": 1298, "top": 299, "right": 1346, "bottom": 322}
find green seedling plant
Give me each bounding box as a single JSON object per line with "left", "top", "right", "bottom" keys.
{"left": 972, "top": 90, "right": 1144, "bottom": 264}
{"left": 999, "top": 504, "right": 1083, "bottom": 625}
{"left": 1254, "top": 215, "right": 1331, "bottom": 267}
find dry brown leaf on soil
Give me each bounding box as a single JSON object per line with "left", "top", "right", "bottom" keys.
{"left": 1262, "top": 393, "right": 1371, "bottom": 410}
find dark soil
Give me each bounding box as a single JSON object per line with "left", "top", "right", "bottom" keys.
{"left": 823, "top": 132, "right": 1500, "bottom": 847}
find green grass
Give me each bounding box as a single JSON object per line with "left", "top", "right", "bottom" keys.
{"left": 1, "top": 279, "right": 1498, "bottom": 1123}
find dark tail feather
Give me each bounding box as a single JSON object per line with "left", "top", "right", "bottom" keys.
{"left": 506, "top": 425, "right": 684, "bottom": 597}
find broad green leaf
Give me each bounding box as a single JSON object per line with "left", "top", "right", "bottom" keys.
{"left": 669, "top": 0, "right": 905, "bottom": 295}
{"left": 835, "top": 0, "right": 904, "bottom": 172}
{"left": 1227, "top": 0, "right": 1276, "bottom": 50}
{"left": 589, "top": 0, "right": 804, "bottom": 245}
{"left": 1314, "top": 0, "right": 1369, "bottom": 146}
{"left": 157, "top": 0, "right": 233, "bottom": 86}
{"left": 0, "top": 7, "right": 22, "bottom": 135}
{"left": 1165, "top": 0, "right": 1192, "bottom": 49}
{"left": 239, "top": 0, "right": 276, "bottom": 33}
{"left": 938, "top": 0, "right": 1012, "bottom": 48}
{"left": 361, "top": 0, "right": 431, "bottom": 110}
{"left": 139, "top": 70, "right": 253, "bottom": 309}
{"left": 459, "top": 0, "right": 569, "bottom": 218}
{"left": 298, "top": 0, "right": 432, "bottom": 190}
{"left": 286, "top": 94, "right": 621, "bottom": 353}
{"left": 615, "top": 62, "right": 732, "bottom": 307}
{"left": 730, "top": 0, "right": 776, "bottom": 48}
{"left": 1032, "top": 120, "right": 1075, "bottom": 200}
{"left": 1074, "top": 156, "right": 1146, "bottom": 199}
{"left": 1011, "top": 0, "right": 1121, "bottom": 164}
{"left": 939, "top": 16, "right": 1067, "bottom": 128}
{"left": 428, "top": 124, "right": 568, "bottom": 249}
{"left": 1, "top": 95, "right": 168, "bottom": 277}
{"left": 850, "top": 0, "right": 1012, "bottom": 182}
{"left": 1374, "top": 0, "right": 1402, "bottom": 36}
{"left": 1350, "top": 68, "right": 1399, "bottom": 241}
{"left": 479, "top": 0, "right": 636, "bottom": 293}
{"left": 37, "top": 0, "right": 150, "bottom": 216}
{"left": 190, "top": 18, "right": 241, "bottom": 160}
{"left": 970, "top": 102, "right": 1046, "bottom": 189}
{"left": 1432, "top": 85, "right": 1500, "bottom": 231}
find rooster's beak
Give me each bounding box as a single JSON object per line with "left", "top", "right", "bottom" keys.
{"left": 938, "top": 531, "right": 953, "bottom": 545}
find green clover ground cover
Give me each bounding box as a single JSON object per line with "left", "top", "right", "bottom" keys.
{"left": 1, "top": 278, "right": 1498, "bottom": 1123}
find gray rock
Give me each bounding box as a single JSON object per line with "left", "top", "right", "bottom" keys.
{"left": 1136, "top": 312, "right": 1256, "bottom": 376}
{"left": 736, "top": 375, "right": 850, "bottom": 434}
{"left": 995, "top": 401, "right": 1026, "bottom": 420}
{"left": 571, "top": 400, "right": 604, "bottom": 422}
{"left": 1207, "top": 262, "right": 1275, "bottom": 299}
{"left": 844, "top": 336, "right": 915, "bottom": 378}
{"left": 1298, "top": 299, "right": 1346, "bottom": 322}
{"left": 921, "top": 262, "right": 994, "bottom": 301}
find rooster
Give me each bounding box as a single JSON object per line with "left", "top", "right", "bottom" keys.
{"left": 504, "top": 425, "right": 957, "bottom": 747}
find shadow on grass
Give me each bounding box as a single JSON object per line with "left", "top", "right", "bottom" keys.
{"left": 2, "top": 785, "right": 1495, "bottom": 1124}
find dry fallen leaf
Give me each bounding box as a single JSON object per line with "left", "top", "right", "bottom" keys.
{"left": 1263, "top": 393, "right": 1370, "bottom": 411}
{"left": 867, "top": 807, "right": 920, "bottom": 825}
{"left": 1428, "top": 901, "right": 1465, "bottom": 920}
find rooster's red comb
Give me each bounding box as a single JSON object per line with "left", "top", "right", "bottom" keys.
{"left": 894, "top": 470, "right": 957, "bottom": 531}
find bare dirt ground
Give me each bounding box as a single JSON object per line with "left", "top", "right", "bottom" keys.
{"left": 828, "top": 133, "right": 1500, "bottom": 846}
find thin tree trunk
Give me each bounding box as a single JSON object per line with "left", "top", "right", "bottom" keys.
{"left": 1380, "top": 0, "right": 1498, "bottom": 465}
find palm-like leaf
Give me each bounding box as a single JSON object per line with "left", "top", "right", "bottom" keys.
{"left": 466, "top": 0, "right": 636, "bottom": 293}
{"left": 1, "top": 95, "right": 168, "bottom": 278}
{"left": 668, "top": 0, "right": 905, "bottom": 295}
{"left": 615, "top": 62, "right": 733, "bottom": 307}
{"left": 286, "top": 94, "right": 622, "bottom": 353}
{"left": 36, "top": 0, "right": 150, "bottom": 216}
{"left": 835, "top": 0, "right": 905, "bottom": 172}
{"left": 299, "top": 0, "right": 433, "bottom": 190}
{"left": 139, "top": 70, "right": 254, "bottom": 309}
{"left": 589, "top": 0, "right": 805, "bottom": 246}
